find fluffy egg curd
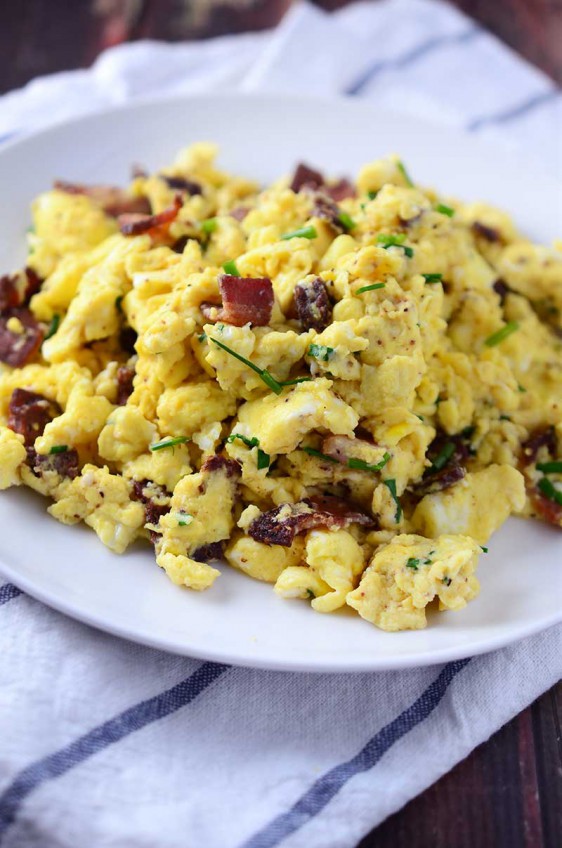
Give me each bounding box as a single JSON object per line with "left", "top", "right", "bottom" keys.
{"left": 1, "top": 145, "right": 561, "bottom": 633}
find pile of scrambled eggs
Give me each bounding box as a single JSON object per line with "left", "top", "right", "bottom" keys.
{"left": 1, "top": 144, "right": 560, "bottom": 631}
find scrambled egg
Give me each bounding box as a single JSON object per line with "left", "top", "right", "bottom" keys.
{"left": 1, "top": 144, "right": 560, "bottom": 632}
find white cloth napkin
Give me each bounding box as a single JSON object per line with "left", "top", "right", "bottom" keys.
{"left": 0, "top": 2, "right": 560, "bottom": 846}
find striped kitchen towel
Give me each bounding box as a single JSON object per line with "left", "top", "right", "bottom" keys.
{"left": 0, "top": 2, "right": 561, "bottom": 846}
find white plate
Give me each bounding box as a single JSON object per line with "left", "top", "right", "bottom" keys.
{"left": 0, "top": 94, "right": 561, "bottom": 672}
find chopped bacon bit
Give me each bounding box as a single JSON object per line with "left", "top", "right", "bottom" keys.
{"left": 529, "top": 487, "right": 562, "bottom": 528}
{"left": 472, "top": 221, "right": 501, "bottom": 243}
{"left": 171, "top": 236, "right": 189, "bottom": 254}
{"left": 294, "top": 277, "right": 332, "bottom": 332}
{"left": 325, "top": 178, "right": 356, "bottom": 201}
{"left": 131, "top": 479, "right": 170, "bottom": 545}
{"left": 493, "top": 279, "right": 510, "bottom": 302}
{"left": 0, "top": 308, "right": 44, "bottom": 367}
{"left": 119, "top": 326, "right": 137, "bottom": 355}
{"left": 290, "top": 163, "right": 324, "bottom": 193}
{"left": 118, "top": 195, "right": 182, "bottom": 236}
{"left": 192, "top": 541, "right": 224, "bottom": 563}
{"left": 201, "top": 276, "right": 274, "bottom": 328}
{"left": 22, "top": 267, "right": 42, "bottom": 303}
{"left": 415, "top": 464, "right": 466, "bottom": 496}
{"left": 200, "top": 455, "right": 242, "bottom": 478}
{"left": 161, "top": 175, "right": 202, "bottom": 196}
{"left": 521, "top": 427, "right": 557, "bottom": 465}
{"left": 230, "top": 206, "right": 250, "bottom": 222}
{"left": 8, "top": 388, "right": 61, "bottom": 446}
{"left": 27, "top": 447, "right": 79, "bottom": 480}
{"left": 0, "top": 274, "right": 19, "bottom": 312}
{"left": 309, "top": 192, "right": 344, "bottom": 231}
{"left": 249, "top": 498, "right": 374, "bottom": 546}
{"left": 116, "top": 366, "right": 135, "bottom": 405}
{"left": 53, "top": 180, "right": 151, "bottom": 218}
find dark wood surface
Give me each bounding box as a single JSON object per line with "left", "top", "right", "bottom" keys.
{"left": 0, "top": 2, "right": 560, "bottom": 847}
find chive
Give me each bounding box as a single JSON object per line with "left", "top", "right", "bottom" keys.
{"left": 397, "top": 160, "right": 414, "bottom": 187}
{"left": 383, "top": 478, "right": 402, "bottom": 522}
{"left": 431, "top": 442, "right": 455, "bottom": 471}
{"left": 367, "top": 190, "right": 379, "bottom": 200}
{"left": 518, "top": 384, "right": 527, "bottom": 393}
{"left": 150, "top": 436, "right": 190, "bottom": 452}
{"left": 227, "top": 433, "right": 259, "bottom": 449}
{"left": 377, "top": 233, "right": 414, "bottom": 258}
{"left": 175, "top": 511, "right": 193, "bottom": 527}
{"left": 484, "top": 321, "right": 519, "bottom": 347}
{"left": 281, "top": 225, "right": 317, "bottom": 241}
{"left": 348, "top": 452, "right": 391, "bottom": 473}
{"left": 222, "top": 259, "right": 240, "bottom": 276}
{"left": 338, "top": 211, "right": 356, "bottom": 231}
{"left": 115, "top": 296, "right": 123, "bottom": 313}
{"left": 200, "top": 218, "right": 218, "bottom": 235}
{"left": 406, "top": 557, "right": 420, "bottom": 570}
{"left": 44, "top": 314, "right": 60, "bottom": 341}
{"left": 49, "top": 445, "right": 68, "bottom": 455}
{"left": 537, "top": 461, "right": 562, "bottom": 473}
{"left": 442, "top": 576, "right": 452, "bottom": 586}
{"left": 300, "top": 446, "right": 339, "bottom": 463}
{"left": 211, "top": 337, "right": 309, "bottom": 394}
{"left": 356, "top": 283, "right": 386, "bottom": 294}
{"left": 198, "top": 332, "right": 207, "bottom": 343}
{"left": 422, "top": 273, "right": 443, "bottom": 284}
{"left": 257, "top": 449, "right": 270, "bottom": 470}
{"left": 480, "top": 546, "right": 489, "bottom": 553}
{"left": 538, "top": 477, "right": 562, "bottom": 506}
{"left": 308, "top": 343, "right": 334, "bottom": 362}
{"left": 435, "top": 203, "right": 455, "bottom": 217}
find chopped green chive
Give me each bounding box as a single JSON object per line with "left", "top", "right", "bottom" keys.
{"left": 537, "top": 461, "right": 562, "bottom": 474}
{"left": 115, "top": 296, "right": 123, "bottom": 313}
{"left": 348, "top": 452, "right": 391, "bottom": 473}
{"left": 377, "top": 233, "right": 414, "bottom": 258}
{"left": 384, "top": 478, "right": 402, "bottom": 523}
{"left": 422, "top": 273, "right": 443, "bottom": 284}
{"left": 538, "top": 477, "right": 562, "bottom": 506}
{"left": 211, "top": 337, "right": 310, "bottom": 394}
{"left": 431, "top": 442, "right": 455, "bottom": 471}
{"left": 175, "top": 511, "right": 193, "bottom": 527}
{"left": 355, "top": 283, "right": 386, "bottom": 294}
{"left": 406, "top": 557, "right": 420, "bottom": 570}
{"left": 281, "top": 225, "right": 317, "bottom": 241}
{"left": 367, "top": 190, "right": 379, "bottom": 200}
{"left": 150, "top": 436, "right": 190, "bottom": 452}
{"left": 338, "top": 212, "right": 356, "bottom": 231}
{"left": 435, "top": 203, "right": 455, "bottom": 217}
{"left": 222, "top": 259, "right": 240, "bottom": 276}
{"left": 480, "top": 546, "right": 489, "bottom": 553}
{"left": 200, "top": 218, "right": 218, "bottom": 235}
{"left": 198, "top": 332, "right": 207, "bottom": 343}
{"left": 484, "top": 321, "right": 519, "bottom": 347}
{"left": 442, "top": 576, "right": 452, "bottom": 586}
{"left": 49, "top": 445, "right": 68, "bottom": 455}
{"left": 257, "top": 449, "right": 270, "bottom": 470}
{"left": 44, "top": 314, "right": 60, "bottom": 341}
{"left": 397, "top": 160, "right": 414, "bottom": 187}
{"left": 308, "top": 343, "right": 334, "bottom": 362}
{"left": 227, "top": 433, "right": 259, "bottom": 449}
{"left": 300, "top": 446, "right": 339, "bottom": 463}
{"left": 517, "top": 384, "right": 527, "bottom": 393}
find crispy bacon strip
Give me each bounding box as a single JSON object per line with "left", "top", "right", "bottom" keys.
{"left": 118, "top": 195, "right": 182, "bottom": 236}
{"left": 201, "top": 275, "right": 274, "bottom": 327}
{"left": 0, "top": 308, "right": 44, "bottom": 367}
{"left": 54, "top": 180, "right": 151, "bottom": 217}
{"left": 294, "top": 277, "right": 332, "bottom": 332}
{"left": 521, "top": 427, "right": 557, "bottom": 465}
{"left": 249, "top": 497, "right": 374, "bottom": 547}
{"left": 192, "top": 542, "right": 224, "bottom": 563}
{"left": 8, "top": 388, "right": 61, "bottom": 446}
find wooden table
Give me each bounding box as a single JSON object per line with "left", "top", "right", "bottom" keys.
{"left": 0, "top": 2, "right": 560, "bottom": 846}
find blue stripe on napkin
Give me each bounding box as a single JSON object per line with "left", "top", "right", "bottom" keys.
{"left": 0, "top": 584, "right": 21, "bottom": 606}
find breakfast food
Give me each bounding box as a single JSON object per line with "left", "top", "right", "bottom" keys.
{"left": 0, "top": 144, "right": 560, "bottom": 631}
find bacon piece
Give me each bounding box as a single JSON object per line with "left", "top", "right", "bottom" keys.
{"left": 529, "top": 487, "right": 562, "bottom": 528}
{"left": 415, "top": 464, "right": 466, "bottom": 496}
{"left": 294, "top": 277, "right": 332, "bottom": 332}
{"left": 229, "top": 206, "right": 250, "bottom": 222}
{"left": 0, "top": 268, "right": 43, "bottom": 312}
{"left": 27, "top": 447, "right": 79, "bottom": 480}
{"left": 131, "top": 479, "right": 171, "bottom": 545}
{"left": 118, "top": 195, "right": 182, "bottom": 236}
{"left": 0, "top": 309, "right": 44, "bottom": 367}
{"left": 161, "top": 175, "right": 202, "bottom": 195}
{"left": 0, "top": 274, "right": 19, "bottom": 312}
{"left": 521, "top": 427, "right": 557, "bottom": 465}
{"left": 116, "top": 365, "right": 135, "bottom": 405}
{"left": 290, "top": 163, "right": 324, "bottom": 193}
{"left": 22, "top": 267, "right": 42, "bottom": 303}
{"left": 249, "top": 498, "right": 374, "bottom": 547}
{"left": 8, "top": 388, "right": 61, "bottom": 446}
{"left": 309, "top": 192, "right": 344, "bottom": 231}
{"left": 325, "top": 178, "right": 356, "bottom": 201}
{"left": 493, "top": 279, "right": 510, "bottom": 302}
{"left": 54, "top": 180, "right": 151, "bottom": 217}
{"left": 201, "top": 275, "right": 274, "bottom": 328}
{"left": 192, "top": 541, "right": 224, "bottom": 563}
{"left": 119, "top": 326, "right": 137, "bottom": 355}
{"left": 200, "top": 455, "right": 241, "bottom": 478}
{"left": 472, "top": 221, "right": 501, "bottom": 243}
